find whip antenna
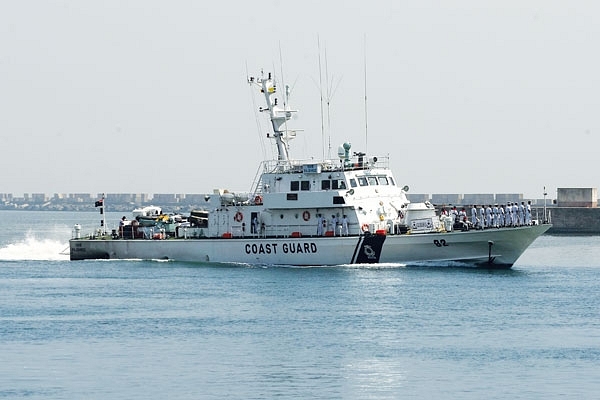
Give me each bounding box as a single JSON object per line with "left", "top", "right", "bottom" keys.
{"left": 363, "top": 34, "right": 369, "bottom": 153}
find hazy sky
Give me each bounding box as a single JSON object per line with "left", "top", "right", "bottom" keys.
{"left": 2, "top": 1, "right": 598, "bottom": 199}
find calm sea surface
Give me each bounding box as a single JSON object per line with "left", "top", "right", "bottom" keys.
{"left": 0, "top": 210, "right": 598, "bottom": 399}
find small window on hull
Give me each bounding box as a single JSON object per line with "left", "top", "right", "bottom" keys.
{"left": 333, "top": 196, "right": 345, "bottom": 204}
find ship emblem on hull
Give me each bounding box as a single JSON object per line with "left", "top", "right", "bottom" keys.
{"left": 352, "top": 234, "right": 387, "bottom": 264}
{"left": 363, "top": 244, "right": 376, "bottom": 259}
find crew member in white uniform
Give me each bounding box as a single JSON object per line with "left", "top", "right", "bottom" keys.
{"left": 316, "top": 214, "right": 324, "bottom": 236}
{"left": 330, "top": 215, "right": 338, "bottom": 235}
{"left": 485, "top": 205, "right": 492, "bottom": 228}
{"left": 518, "top": 202, "right": 525, "bottom": 226}
{"left": 478, "top": 205, "right": 485, "bottom": 229}
{"left": 341, "top": 215, "right": 349, "bottom": 236}
{"left": 458, "top": 208, "right": 468, "bottom": 226}
{"left": 471, "top": 205, "right": 478, "bottom": 227}
{"left": 492, "top": 204, "right": 499, "bottom": 227}
{"left": 450, "top": 206, "right": 458, "bottom": 224}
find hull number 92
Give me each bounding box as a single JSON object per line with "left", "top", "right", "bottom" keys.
{"left": 433, "top": 239, "right": 448, "bottom": 247}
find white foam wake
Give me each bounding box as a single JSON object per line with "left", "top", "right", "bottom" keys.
{"left": 0, "top": 233, "right": 70, "bottom": 261}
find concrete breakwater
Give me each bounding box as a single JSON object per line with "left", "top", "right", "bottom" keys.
{"left": 539, "top": 207, "right": 600, "bottom": 234}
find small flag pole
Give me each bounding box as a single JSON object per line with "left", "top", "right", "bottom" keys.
{"left": 95, "top": 194, "right": 107, "bottom": 235}
{"left": 101, "top": 193, "right": 106, "bottom": 235}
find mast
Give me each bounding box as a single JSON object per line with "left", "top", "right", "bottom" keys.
{"left": 363, "top": 34, "right": 369, "bottom": 154}
{"left": 318, "top": 36, "right": 325, "bottom": 160}
{"left": 249, "top": 72, "right": 297, "bottom": 162}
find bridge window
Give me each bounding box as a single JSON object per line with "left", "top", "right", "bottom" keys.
{"left": 349, "top": 178, "right": 357, "bottom": 188}
{"left": 300, "top": 180, "right": 310, "bottom": 191}
{"left": 358, "top": 177, "right": 368, "bottom": 186}
{"left": 321, "top": 180, "right": 331, "bottom": 190}
{"left": 290, "top": 181, "right": 299, "bottom": 191}
{"left": 332, "top": 179, "right": 346, "bottom": 189}
{"left": 378, "top": 176, "right": 389, "bottom": 185}
{"left": 367, "top": 176, "right": 378, "bottom": 185}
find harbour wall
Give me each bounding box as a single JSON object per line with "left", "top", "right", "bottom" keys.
{"left": 540, "top": 207, "right": 600, "bottom": 234}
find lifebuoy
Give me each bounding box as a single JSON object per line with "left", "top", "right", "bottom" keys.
{"left": 234, "top": 211, "right": 243, "bottom": 222}
{"left": 254, "top": 195, "right": 263, "bottom": 205}
{"left": 361, "top": 224, "right": 370, "bottom": 232}
{"left": 302, "top": 210, "right": 310, "bottom": 221}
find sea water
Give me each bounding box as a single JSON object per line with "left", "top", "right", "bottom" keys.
{"left": 0, "top": 210, "right": 598, "bottom": 399}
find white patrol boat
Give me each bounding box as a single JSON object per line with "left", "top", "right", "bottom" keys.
{"left": 69, "top": 71, "right": 551, "bottom": 267}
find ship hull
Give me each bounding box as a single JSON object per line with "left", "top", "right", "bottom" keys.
{"left": 70, "top": 224, "right": 550, "bottom": 267}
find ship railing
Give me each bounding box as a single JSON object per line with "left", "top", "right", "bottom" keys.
{"left": 259, "top": 155, "right": 390, "bottom": 176}
{"left": 245, "top": 222, "right": 365, "bottom": 238}
{"left": 249, "top": 163, "right": 265, "bottom": 198}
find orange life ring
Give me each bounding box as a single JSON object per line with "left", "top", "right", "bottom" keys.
{"left": 234, "top": 211, "right": 243, "bottom": 222}
{"left": 361, "top": 224, "right": 370, "bottom": 232}
{"left": 254, "top": 195, "right": 263, "bottom": 205}
{"left": 302, "top": 210, "right": 311, "bottom": 221}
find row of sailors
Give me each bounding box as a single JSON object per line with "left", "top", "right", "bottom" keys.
{"left": 445, "top": 202, "right": 533, "bottom": 229}
{"left": 316, "top": 214, "right": 350, "bottom": 236}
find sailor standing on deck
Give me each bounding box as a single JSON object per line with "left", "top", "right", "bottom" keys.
{"left": 450, "top": 206, "right": 459, "bottom": 224}
{"left": 493, "top": 204, "right": 499, "bottom": 227}
{"left": 330, "top": 215, "right": 338, "bottom": 235}
{"left": 519, "top": 202, "right": 525, "bottom": 226}
{"left": 499, "top": 205, "right": 505, "bottom": 227}
{"left": 526, "top": 201, "right": 532, "bottom": 225}
{"left": 316, "top": 214, "right": 324, "bottom": 236}
{"left": 485, "top": 205, "right": 492, "bottom": 228}
{"left": 512, "top": 202, "right": 519, "bottom": 226}
{"left": 505, "top": 203, "right": 512, "bottom": 227}
{"left": 458, "top": 208, "right": 468, "bottom": 230}
{"left": 341, "top": 215, "right": 349, "bottom": 236}
{"left": 471, "top": 205, "right": 478, "bottom": 227}
{"left": 119, "top": 216, "right": 127, "bottom": 237}
{"left": 478, "top": 205, "right": 485, "bottom": 229}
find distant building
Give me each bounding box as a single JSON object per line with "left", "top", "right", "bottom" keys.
{"left": 431, "top": 193, "right": 463, "bottom": 205}
{"left": 181, "top": 194, "right": 210, "bottom": 205}
{"left": 463, "top": 193, "right": 495, "bottom": 206}
{"left": 407, "top": 194, "right": 430, "bottom": 203}
{"left": 557, "top": 188, "right": 597, "bottom": 208}
{"left": 152, "top": 193, "right": 178, "bottom": 204}
{"left": 69, "top": 193, "right": 93, "bottom": 203}
{"left": 495, "top": 193, "right": 523, "bottom": 205}
{"left": 107, "top": 193, "right": 148, "bottom": 205}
